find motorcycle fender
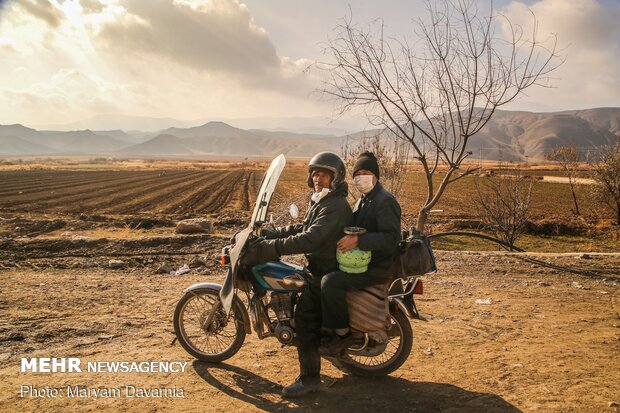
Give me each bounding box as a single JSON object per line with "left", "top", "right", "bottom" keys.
{"left": 391, "top": 297, "right": 416, "bottom": 319}
{"left": 184, "top": 282, "right": 252, "bottom": 334}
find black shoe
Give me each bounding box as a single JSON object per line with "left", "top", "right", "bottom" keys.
{"left": 318, "top": 332, "right": 359, "bottom": 356}
{"left": 282, "top": 377, "right": 320, "bottom": 398}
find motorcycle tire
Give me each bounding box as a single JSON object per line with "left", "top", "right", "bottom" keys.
{"left": 340, "top": 308, "right": 413, "bottom": 377}
{"left": 173, "top": 288, "right": 246, "bottom": 362}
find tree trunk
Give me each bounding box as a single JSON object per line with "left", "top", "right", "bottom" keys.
{"left": 569, "top": 180, "right": 580, "bottom": 215}
{"left": 416, "top": 209, "right": 428, "bottom": 232}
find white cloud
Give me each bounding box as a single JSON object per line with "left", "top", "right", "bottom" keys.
{"left": 501, "top": 0, "right": 620, "bottom": 111}
{"left": 18, "top": 0, "right": 64, "bottom": 27}
{"left": 0, "top": 68, "right": 144, "bottom": 124}
{"left": 0, "top": 0, "right": 324, "bottom": 126}
{"left": 96, "top": 0, "right": 279, "bottom": 78}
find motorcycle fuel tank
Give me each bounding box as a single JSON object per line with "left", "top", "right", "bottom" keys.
{"left": 251, "top": 261, "right": 308, "bottom": 292}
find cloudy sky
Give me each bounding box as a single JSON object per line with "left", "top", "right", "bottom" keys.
{"left": 0, "top": 0, "right": 618, "bottom": 130}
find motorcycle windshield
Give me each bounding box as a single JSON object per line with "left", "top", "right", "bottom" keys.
{"left": 221, "top": 154, "right": 286, "bottom": 314}
{"left": 250, "top": 154, "right": 286, "bottom": 227}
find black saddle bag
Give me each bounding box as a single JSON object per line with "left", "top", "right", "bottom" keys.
{"left": 390, "top": 229, "right": 437, "bottom": 278}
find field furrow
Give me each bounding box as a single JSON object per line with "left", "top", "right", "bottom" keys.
{"left": 247, "top": 171, "right": 256, "bottom": 209}
{"left": 100, "top": 170, "right": 225, "bottom": 214}
{"left": 39, "top": 171, "right": 197, "bottom": 212}
{"left": 193, "top": 171, "right": 246, "bottom": 213}
{"left": 241, "top": 171, "right": 252, "bottom": 210}
{"left": 0, "top": 171, "right": 191, "bottom": 208}
{"left": 159, "top": 171, "right": 236, "bottom": 214}
{"left": 0, "top": 169, "right": 253, "bottom": 216}
{"left": 0, "top": 172, "right": 142, "bottom": 197}
{"left": 0, "top": 170, "right": 132, "bottom": 194}
{"left": 223, "top": 170, "right": 255, "bottom": 212}
{"left": 55, "top": 171, "right": 210, "bottom": 214}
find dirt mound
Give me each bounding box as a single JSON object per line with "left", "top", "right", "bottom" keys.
{"left": 526, "top": 218, "right": 588, "bottom": 235}
{"left": 438, "top": 217, "right": 616, "bottom": 237}
{"left": 0, "top": 234, "right": 228, "bottom": 259}
{"left": 0, "top": 217, "right": 66, "bottom": 237}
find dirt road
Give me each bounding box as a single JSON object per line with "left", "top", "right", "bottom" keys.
{"left": 0, "top": 251, "right": 618, "bottom": 412}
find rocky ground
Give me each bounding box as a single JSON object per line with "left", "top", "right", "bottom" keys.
{"left": 0, "top": 244, "right": 618, "bottom": 413}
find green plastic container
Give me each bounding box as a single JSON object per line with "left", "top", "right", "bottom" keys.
{"left": 337, "top": 227, "right": 371, "bottom": 273}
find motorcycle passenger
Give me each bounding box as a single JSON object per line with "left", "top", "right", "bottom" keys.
{"left": 241, "top": 152, "right": 353, "bottom": 398}
{"left": 318, "top": 151, "right": 402, "bottom": 356}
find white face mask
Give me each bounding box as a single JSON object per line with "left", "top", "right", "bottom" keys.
{"left": 353, "top": 175, "right": 375, "bottom": 195}
{"left": 311, "top": 187, "right": 330, "bottom": 203}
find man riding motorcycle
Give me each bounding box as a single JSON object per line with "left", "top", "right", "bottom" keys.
{"left": 241, "top": 151, "right": 352, "bottom": 397}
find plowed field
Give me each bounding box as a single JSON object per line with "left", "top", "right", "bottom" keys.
{"left": 0, "top": 169, "right": 257, "bottom": 216}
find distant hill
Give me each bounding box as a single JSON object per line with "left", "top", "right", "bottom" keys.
{"left": 37, "top": 130, "right": 130, "bottom": 153}
{"left": 92, "top": 129, "right": 129, "bottom": 140}
{"left": 0, "top": 135, "right": 55, "bottom": 155}
{"left": 0, "top": 124, "right": 41, "bottom": 140}
{"left": 466, "top": 108, "right": 619, "bottom": 161}
{"left": 345, "top": 107, "right": 620, "bottom": 161}
{"left": 2, "top": 108, "right": 619, "bottom": 159}
{"left": 162, "top": 121, "right": 254, "bottom": 139}
{"left": 119, "top": 124, "right": 338, "bottom": 157}
{"left": 248, "top": 129, "right": 337, "bottom": 140}
{"left": 120, "top": 134, "right": 195, "bottom": 155}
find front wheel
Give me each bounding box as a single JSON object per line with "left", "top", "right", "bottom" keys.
{"left": 340, "top": 309, "right": 413, "bottom": 377}
{"left": 173, "top": 288, "right": 246, "bottom": 362}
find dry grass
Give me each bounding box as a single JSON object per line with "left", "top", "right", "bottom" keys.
{"left": 35, "top": 227, "right": 170, "bottom": 240}
{"left": 0, "top": 157, "right": 270, "bottom": 171}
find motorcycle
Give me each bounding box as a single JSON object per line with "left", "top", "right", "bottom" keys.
{"left": 173, "top": 154, "right": 425, "bottom": 377}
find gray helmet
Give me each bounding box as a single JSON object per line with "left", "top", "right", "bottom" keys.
{"left": 307, "top": 151, "right": 346, "bottom": 189}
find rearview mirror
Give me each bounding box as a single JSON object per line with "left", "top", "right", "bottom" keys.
{"left": 289, "top": 204, "right": 299, "bottom": 219}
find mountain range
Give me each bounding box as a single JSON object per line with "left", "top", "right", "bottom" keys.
{"left": 1, "top": 108, "right": 618, "bottom": 161}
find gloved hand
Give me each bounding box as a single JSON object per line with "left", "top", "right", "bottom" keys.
{"left": 259, "top": 228, "right": 279, "bottom": 239}
{"left": 240, "top": 238, "right": 281, "bottom": 267}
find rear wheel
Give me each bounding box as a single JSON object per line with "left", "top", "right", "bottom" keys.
{"left": 173, "top": 288, "right": 246, "bottom": 362}
{"left": 340, "top": 309, "right": 413, "bottom": 377}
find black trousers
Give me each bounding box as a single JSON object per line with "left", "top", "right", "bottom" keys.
{"left": 293, "top": 278, "right": 322, "bottom": 380}
{"left": 293, "top": 267, "right": 390, "bottom": 378}
{"left": 320, "top": 267, "right": 388, "bottom": 330}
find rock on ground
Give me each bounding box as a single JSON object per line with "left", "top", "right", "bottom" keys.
{"left": 175, "top": 218, "right": 213, "bottom": 234}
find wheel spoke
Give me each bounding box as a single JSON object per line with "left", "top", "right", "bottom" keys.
{"left": 345, "top": 314, "right": 408, "bottom": 371}
{"left": 177, "top": 290, "right": 243, "bottom": 358}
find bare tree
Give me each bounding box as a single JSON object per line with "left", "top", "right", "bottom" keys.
{"left": 319, "top": 0, "right": 563, "bottom": 231}
{"left": 545, "top": 146, "right": 581, "bottom": 215}
{"left": 590, "top": 143, "right": 620, "bottom": 225}
{"left": 475, "top": 173, "right": 533, "bottom": 249}
{"left": 341, "top": 135, "right": 410, "bottom": 199}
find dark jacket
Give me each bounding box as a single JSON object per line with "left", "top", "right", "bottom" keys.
{"left": 353, "top": 182, "right": 401, "bottom": 272}
{"left": 264, "top": 182, "right": 353, "bottom": 277}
